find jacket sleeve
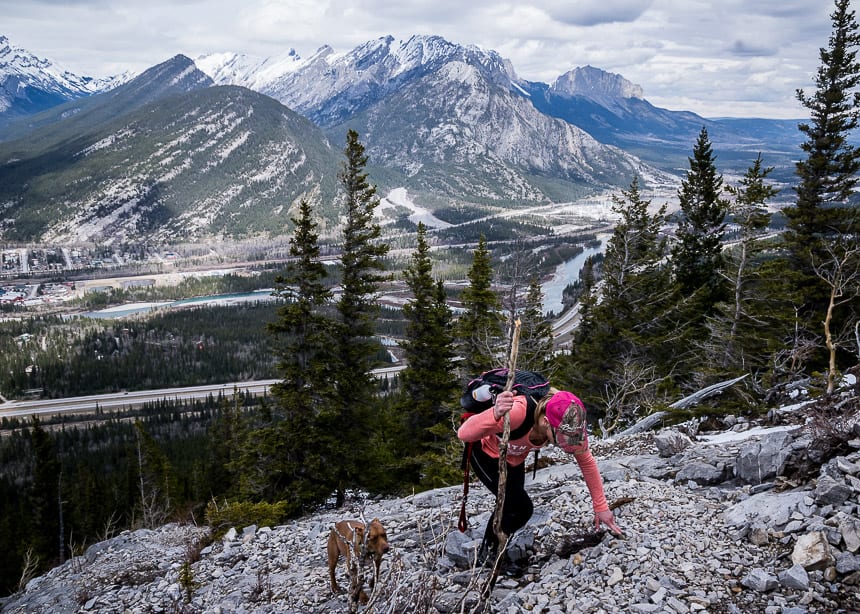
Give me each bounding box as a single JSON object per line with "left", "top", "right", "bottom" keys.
{"left": 457, "top": 396, "right": 528, "bottom": 442}
{"left": 573, "top": 449, "right": 610, "bottom": 513}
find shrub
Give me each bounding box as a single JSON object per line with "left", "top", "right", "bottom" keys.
{"left": 204, "top": 499, "right": 289, "bottom": 538}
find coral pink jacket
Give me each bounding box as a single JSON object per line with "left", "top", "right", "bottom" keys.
{"left": 457, "top": 395, "right": 609, "bottom": 512}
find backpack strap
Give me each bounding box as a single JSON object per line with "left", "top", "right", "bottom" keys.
{"left": 459, "top": 412, "right": 476, "bottom": 532}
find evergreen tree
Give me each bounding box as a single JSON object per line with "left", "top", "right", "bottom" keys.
{"left": 781, "top": 0, "right": 860, "bottom": 382}
{"left": 401, "top": 223, "right": 458, "bottom": 433}
{"left": 456, "top": 234, "right": 503, "bottom": 378}
{"left": 574, "top": 255, "right": 599, "bottom": 326}
{"left": 568, "top": 178, "right": 674, "bottom": 430}
{"left": 398, "top": 222, "right": 459, "bottom": 486}
{"left": 518, "top": 278, "right": 554, "bottom": 375}
{"left": 132, "top": 421, "right": 176, "bottom": 529}
{"left": 268, "top": 198, "right": 336, "bottom": 407}
{"left": 786, "top": 0, "right": 860, "bottom": 263}
{"left": 332, "top": 129, "right": 390, "bottom": 506}
{"left": 25, "top": 417, "right": 61, "bottom": 570}
{"left": 205, "top": 395, "right": 244, "bottom": 500}
{"left": 231, "top": 198, "right": 343, "bottom": 511}
{"left": 671, "top": 127, "right": 729, "bottom": 311}
{"left": 703, "top": 155, "right": 778, "bottom": 374}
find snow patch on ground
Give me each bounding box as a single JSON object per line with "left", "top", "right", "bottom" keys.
{"left": 697, "top": 424, "right": 801, "bottom": 446}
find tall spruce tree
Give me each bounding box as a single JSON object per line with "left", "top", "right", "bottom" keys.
{"left": 237, "top": 198, "right": 339, "bottom": 512}
{"left": 704, "top": 155, "right": 777, "bottom": 374}
{"left": 332, "top": 129, "right": 389, "bottom": 506}
{"left": 401, "top": 223, "right": 457, "bottom": 428}
{"left": 399, "top": 222, "right": 458, "bottom": 486}
{"left": 518, "top": 278, "right": 555, "bottom": 375}
{"left": 782, "top": 0, "right": 860, "bottom": 382}
{"left": 269, "top": 199, "right": 336, "bottom": 407}
{"left": 456, "top": 234, "right": 503, "bottom": 378}
{"left": 787, "top": 0, "right": 860, "bottom": 263}
{"left": 25, "top": 417, "right": 61, "bottom": 571}
{"left": 671, "top": 127, "right": 729, "bottom": 311}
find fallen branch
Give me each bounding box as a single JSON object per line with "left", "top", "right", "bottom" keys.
{"left": 611, "top": 375, "right": 749, "bottom": 438}
{"left": 669, "top": 374, "right": 749, "bottom": 409}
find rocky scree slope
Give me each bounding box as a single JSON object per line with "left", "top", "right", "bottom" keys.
{"left": 2, "top": 392, "right": 859, "bottom": 614}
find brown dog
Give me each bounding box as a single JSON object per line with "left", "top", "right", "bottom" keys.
{"left": 326, "top": 518, "right": 390, "bottom": 596}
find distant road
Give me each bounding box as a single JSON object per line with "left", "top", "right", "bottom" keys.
{"left": 0, "top": 366, "right": 406, "bottom": 420}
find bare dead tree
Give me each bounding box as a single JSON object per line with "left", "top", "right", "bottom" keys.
{"left": 97, "top": 510, "right": 121, "bottom": 543}
{"left": 770, "top": 305, "right": 821, "bottom": 385}
{"left": 598, "top": 354, "right": 667, "bottom": 436}
{"left": 496, "top": 239, "right": 548, "bottom": 371}
{"left": 855, "top": 320, "right": 860, "bottom": 363}
{"left": 16, "top": 548, "right": 39, "bottom": 593}
{"left": 811, "top": 241, "right": 860, "bottom": 393}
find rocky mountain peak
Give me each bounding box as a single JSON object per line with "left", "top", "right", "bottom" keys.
{"left": 551, "top": 65, "right": 644, "bottom": 103}
{"left": 0, "top": 33, "right": 101, "bottom": 99}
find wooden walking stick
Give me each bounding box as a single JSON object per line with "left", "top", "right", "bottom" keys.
{"left": 492, "top": 318, "right": 522, "bottom": 552}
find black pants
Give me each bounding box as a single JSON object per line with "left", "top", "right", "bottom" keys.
{"left": 468, "top": 444, "right": 534, "bottom": 550}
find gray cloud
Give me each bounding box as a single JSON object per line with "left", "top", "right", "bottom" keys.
{"left": 0, "top": 0, "right": 839, "bottom": 118}
{"left": 539, "top": 0, "right": 654, "bottom": 27}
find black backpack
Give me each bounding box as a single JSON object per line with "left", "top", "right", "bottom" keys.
{"left": 460, "top": 368, "right": 550, "bottom": 439}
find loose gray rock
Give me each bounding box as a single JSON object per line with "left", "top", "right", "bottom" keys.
{"left": 3, "top": 423, "right": 859, "bottom": 613}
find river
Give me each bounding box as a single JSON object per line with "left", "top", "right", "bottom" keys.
{"left": 541, "top": 237, "right": 607, "bottom": 315}
{"left": 78, "top": 239, "right": 605, "bottom": 320}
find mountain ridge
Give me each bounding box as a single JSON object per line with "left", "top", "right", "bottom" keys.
{"left": 0, "top": 57, "right": 342, "bottom": 244}
{"left": 0, "top": 34, "right": 802, "bottom": 245}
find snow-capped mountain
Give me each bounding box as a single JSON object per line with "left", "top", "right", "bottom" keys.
{"left": 194, "top": 48, "right": 303, "bottom": 93}
{"left": 0, "top": 35, "right": 127, "bottom": 123}
{"left": 198, "top": 35, "right": 519, "bottom": 127}
{"left": 549, "top": 65, "right": 644, "bottom": 112}
{"left": 0, "top": 34, "right": 801, "bottom": 245}
{"left": 518, "top": 66, "right": 802, "bottom": 180}
{"left": 197, "top": 34, "right": 662, "bottom": 203}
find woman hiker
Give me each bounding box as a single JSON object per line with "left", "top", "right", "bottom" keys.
{"left": 457, "top": 388, "right": 622, "bottom": 566}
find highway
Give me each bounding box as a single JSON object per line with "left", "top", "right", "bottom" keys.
{"left": 0, "top": 365, "right": 406, "bottom": 420}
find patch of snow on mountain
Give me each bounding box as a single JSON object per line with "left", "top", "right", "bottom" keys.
{"left": 248, "top": 142, "right": 305, "bottom": 185}
{"left": 214, "top": 130, "right": 251, "bottom": 163}
{"left": 697, "top": 424, "right": 801, "bottom": 446}
{"left": 377, "top": 187, "right": 451, "bottom": 229}
{"left": 79, "top": 128, "right": 136, "bottom": 156}
{"left": 169, "top": 64, "right": 198, "bottom": 86}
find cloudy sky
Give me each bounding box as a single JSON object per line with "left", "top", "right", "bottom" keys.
{"left": 1, "top": 0, "right": 840, "bottom": 119}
